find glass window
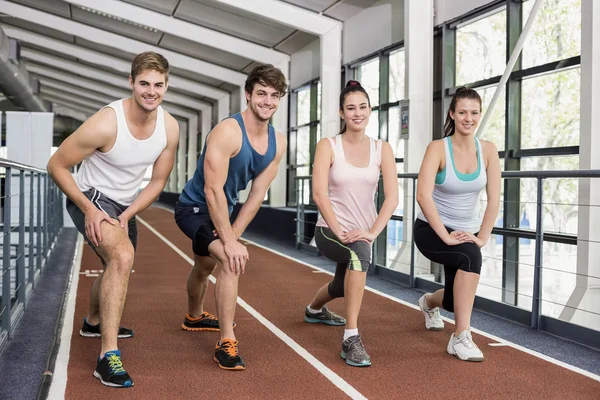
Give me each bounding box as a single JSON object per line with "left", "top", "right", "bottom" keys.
{"left": 317, "top": 82, "right": 322, "bottom": 121}
{"left": 389, "top": 49, "right": 405, "bottom": 103}
{"left": 521, "top": 68, "right": 580, "bottom": 149}
{"left": 365, "top": 110, "right": 379, "bottom": 139}
{"left": 476, "top": 234, "right": 504, "bottom": 302}
{"left": 477, "top": 85, "right": 505, "bottom": 151}
{"left": 522, "top": 0, "right": 581, "bottom": 69}
{"left": 456, "top": 9, "right": 507, "bottom": 85}
{"left": 296, "top": 126, "right": 311, "bottom": 167}
{"left": 358, "top": 58, "right": 380, "bottom": 107}
{"left": 297, "top": 87, "right": 311, "bottom": 126}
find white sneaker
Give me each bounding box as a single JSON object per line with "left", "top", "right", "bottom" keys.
{"left": 418, "top": 294, "right": 444, "bottom": 331}
{"left": 447, "top": 330, "right": 484, "bottom": 362}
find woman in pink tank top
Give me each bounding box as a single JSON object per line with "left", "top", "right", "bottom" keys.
{"left": 303, "top": 80, "right": 398, "bottom": 367}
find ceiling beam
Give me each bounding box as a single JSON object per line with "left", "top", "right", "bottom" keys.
{"left": 62, "top": 0, "right": 288, "bottom": 65}
{"left": 0, "top": 0, "right": 246, "bottom": 85}
{"left": 213, "top": 0, "right": 340, "bottom": 36}
{"left": 20, "top": 49, "right": 211, "bottom": 113}
{"left": 2, "top": 26, "right": 228, "bottom": 101}
{"left": 51, "top": 103, "right": 91, "bottom": 121}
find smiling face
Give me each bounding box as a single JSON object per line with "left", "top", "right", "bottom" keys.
{"left": 450, "top": 98, "right": 481, "bottom": 136}
{"left": 340, "top": 92, "right": 371, "bottom": 132}
{"left": 246, "top": 83, "right": 281, "bottom": 122}
{"left": 129, "top": 69, "right": 167, "bottom": 113}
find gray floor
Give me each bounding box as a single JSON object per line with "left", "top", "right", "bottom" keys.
{"left": 241, "top": 231, "right": 600, "bottom": 377}
{"left": 0, "top": 228, "right": 78, "bottom": 400}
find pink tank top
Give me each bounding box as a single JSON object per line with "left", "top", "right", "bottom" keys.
{"left": 316, "top": 135, "right": 382, "bottom": 232}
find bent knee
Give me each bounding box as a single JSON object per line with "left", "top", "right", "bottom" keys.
{"left": 459, "top": 244, "right": 482, "bottom": 274}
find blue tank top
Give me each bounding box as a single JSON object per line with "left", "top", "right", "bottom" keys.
{"left": 179, "top": 113, "right": 277, "bottom": 214}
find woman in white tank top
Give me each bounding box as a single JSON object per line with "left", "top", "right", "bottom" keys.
{"left": 415, "top": 87, "right": 501, "bottom": 362}
{"left": 303, "top": 81, "right": 398, "bottom": 367}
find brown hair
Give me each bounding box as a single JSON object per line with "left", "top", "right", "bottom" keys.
{"left": 443, "top": 86, "right": 482, "bottom": 137}
{"left": 244, "top": 64, "right": 287, "bottom": 97}
{"left": 339, "top": 80, "right": 371, "bottom": 134}
{"left": 130, "top": 51, "right": 170, "bottom": 83}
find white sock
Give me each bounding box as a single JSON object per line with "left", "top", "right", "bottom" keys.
{"left": 344, "top": 328, "right": 358, "bottom": 341}
{"left": 307, "top": 305, "right": 322, "bottom": 314}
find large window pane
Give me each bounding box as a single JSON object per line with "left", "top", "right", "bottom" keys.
{"left": 478, "top": 85, "right": 505, "bottom": 151}
{"left": 523, "top": 0, "right": 581, "bottom": 69}
{"left": 366, "top": 110, "right": 379, "bottom": 139}
{"left": 296, "top": 126, "right": 310, "bottom": 167}
{"left": 520, "top": 157, "right": 579, "bottom": 235}
{"left": 521, "top": 69, "right": 580, "bottom": 149}
{"left": 477, "top": 234, "right": 503, "bottom": 302}
{"left": 385, "top": 222, "right": 406, "bottom": 271}
{"left": 358, "top": 58, "right": 380, "bottom": 107}
{"left": 317, "top": 82, "right": 322, "bottom": 121}
{"left": 389, "top": 49, "right": 405, "bottom": 102}
{"left": 456, "top": 9, "right": 507, "bottom": 85}
{"left": 297, "top": 87, "right": 311, "bottom": 125}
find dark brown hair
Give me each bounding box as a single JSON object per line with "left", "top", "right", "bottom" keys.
{"left": 130, "top": 51, "right": 170, "bottom": 83}
{"left": 443, "top": 86, "right": 482, "bottom": 137}
{"left": 245, "top": 64, "right": 287, "bottom": 97}
{"left": 339, "top": 80, "right": 371, "bottom": 134}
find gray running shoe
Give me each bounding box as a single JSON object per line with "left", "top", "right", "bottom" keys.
{"left": 304, "top": 306, "right": 346, "bottom": 326}
{"left": 341, "top": 334, "right": 371, "bottom": 367}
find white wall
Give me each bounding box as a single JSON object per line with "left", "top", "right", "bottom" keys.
{"left": 343, "top": 0, "right": 405, "bottom": 64}
{"left": 434, "top": 0, "right": 496, "bottom": 25}
{"left": 290, "top": 38, "right": 320, "bottom": 89}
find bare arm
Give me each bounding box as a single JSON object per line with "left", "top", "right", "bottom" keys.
{"left": 47, "top": 107, "right": 116, "bottom": 213}
{"left": 416, "top": 140, "right": 457, "bottom": 245}
{"left": 119, "top": 113, "right": 180, "bottom": 222}
{"left": 312, "top": 138, "right": 345, "bottom": 240}
{"left": 203, "top": 119, "right": 242, "bottom": 245}
{"left": 231, "top": 131, "right": 287, "bottom": 238}
{"left": 477, "top": 140, "right": 501, "bottom": 244}
{"left": 369, "top": 141, "right": 399, "bottom": 237}
{"left": 47, "top": 108, "right": 120, "bottom": 245}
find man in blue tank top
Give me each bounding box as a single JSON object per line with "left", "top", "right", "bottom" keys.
{"left": 47, "top": 52, "right": 180, "bottom": 388}
{"left": 175, "top": 64, "right": 287, "bottom": 371}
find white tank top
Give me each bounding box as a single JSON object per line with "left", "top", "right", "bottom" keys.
{"left": 75, "top": 99, "right": 167, "bottom": 205}
{"left": 316, "top": 135, "right": 382, "bottom": 232}
{"left": 418, "top": 136, "right": 487, "bottom": 233}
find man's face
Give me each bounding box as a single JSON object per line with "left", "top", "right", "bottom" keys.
{"left": 246, "top": 83, "right": 281, "bottom": 122}
{"left": 129, "top": 69, "right": 168, "bottom": 112}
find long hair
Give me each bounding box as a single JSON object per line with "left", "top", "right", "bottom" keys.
{"left": 443, "top": 86, "right": 482, "bottom": 137}
{"left": 339, "top": 80, "right": 371, "bottom": 134}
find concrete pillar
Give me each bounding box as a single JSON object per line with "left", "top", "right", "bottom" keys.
{"left": 186, "top": 114, "right": 200, "bottom": 186}
{"left": 564, "top": 0, "right": 600, "bottom": 329}
{"left": 176, "top": 118, "right": 189, "bottom": 192}
{"left": 320, "top": 24, "right": 343, "bottom": 139}
{"left": 268, "top": 57, "right": 290, "bottom": 207}
{"left": 392, "top": 0, "right": 434, "bottom": 274}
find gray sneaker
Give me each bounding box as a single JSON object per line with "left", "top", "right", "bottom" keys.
{"left": 304, "top": 306, "right": 346, "bottom": 326}
{"left": 341, "top": 334, "right": 371, "bottom": 367}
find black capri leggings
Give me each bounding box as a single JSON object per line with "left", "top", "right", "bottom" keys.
{"left": 413, "top": 218, "right": 482, "bottom": 312}
{"left": 314, "top": 226, "right": 372, "bottom": 299}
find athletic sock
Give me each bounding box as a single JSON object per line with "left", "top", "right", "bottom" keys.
{"left": 344, "top": 328, "right": 358, "bottom": 341}
{"left": 307, "top": 305, "right": 322, "bottom": 314}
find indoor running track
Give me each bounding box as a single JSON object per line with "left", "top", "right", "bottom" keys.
{"left": 48, "top": 207, "right": 600, "bottom": 400}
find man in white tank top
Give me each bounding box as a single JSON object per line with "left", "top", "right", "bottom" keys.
{"left": 47, "top": 52, "right": 180, "bottom": 388}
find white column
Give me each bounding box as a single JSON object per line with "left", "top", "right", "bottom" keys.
{"left": 564, "top": 0, "right": 600, "bottom": 329}
{"left": 186, "top": 114, "right": 199, "bottom": 184}
{"left": 393, "top": 0, "right": 434, "bottom": 274}
{"left": 320, "top": 24, "right": 342, "bottom": 139}
{"left": 177, "top": 119, "right": 189, "bottom": 192}
{"left": 268, "top": 58, "right": 290, "bottom": 207}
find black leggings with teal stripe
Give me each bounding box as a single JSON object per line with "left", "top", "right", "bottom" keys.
{"left": 314, "top": 226, "right": 372, "bottom": 298}
{"left": 413, "top": 218, "right": 482, "bottom": 312}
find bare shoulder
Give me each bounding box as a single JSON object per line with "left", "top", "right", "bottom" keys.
{"left": 205, "top": 117, "right": 242, "bottom": 155}
{"left": 427, "top": 138, "right": 445, "bottom": 154}
{"left": 316, "top": 136, "right": 333, "bottom": 150}
{"left": 274, "top": 131, "right": 287, "bottom": 155}
{"left": 479, "top": 139, "right": 499, "bottom": 156}
{"left": 162, "top": 110, "right": 180, "bottom": 143}
{"left": 71, "top": 107, "right": 117, "bottom": 147}
{"left": 377, "top": 139, "right": 394, "bottom": 152}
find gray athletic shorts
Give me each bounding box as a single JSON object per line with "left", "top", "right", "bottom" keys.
{"left": 314, "top": 226, "right": 372, "bottom": 272}
{"left": 66, "top": 188, "right": 138, "bottom": 264}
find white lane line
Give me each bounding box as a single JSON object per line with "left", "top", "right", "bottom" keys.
{"left": 137, "top": 216, "right": 367, "bottom": 400}
{"left": 241, "top": 238, "right": 600, "bottom": 383}
{"left": 48, "top": 234, "right": 84, "bottom": 400}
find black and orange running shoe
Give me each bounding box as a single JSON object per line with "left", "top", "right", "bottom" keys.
{"left": 214, "top": 339, "right": 245, "bottom": 370}
{"left": 181, "top": 312, "right": 236, "bottom": 332}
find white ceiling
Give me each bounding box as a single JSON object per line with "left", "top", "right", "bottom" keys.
{"left": 0, "top": 0, "right": 379, "bottom": 120}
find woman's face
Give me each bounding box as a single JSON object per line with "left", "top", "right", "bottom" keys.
{"left": 340, "top": 92, "right": 371, "bottom": 132}
{"left": 450, "top": 98, "right": 481, "bottom": 136}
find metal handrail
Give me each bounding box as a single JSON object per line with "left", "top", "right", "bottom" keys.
{"left": 293, "top": 169, "right": 600, "bottom": 336}
{"left": 0, "top": 158, "right": 47, "bottom": 174}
